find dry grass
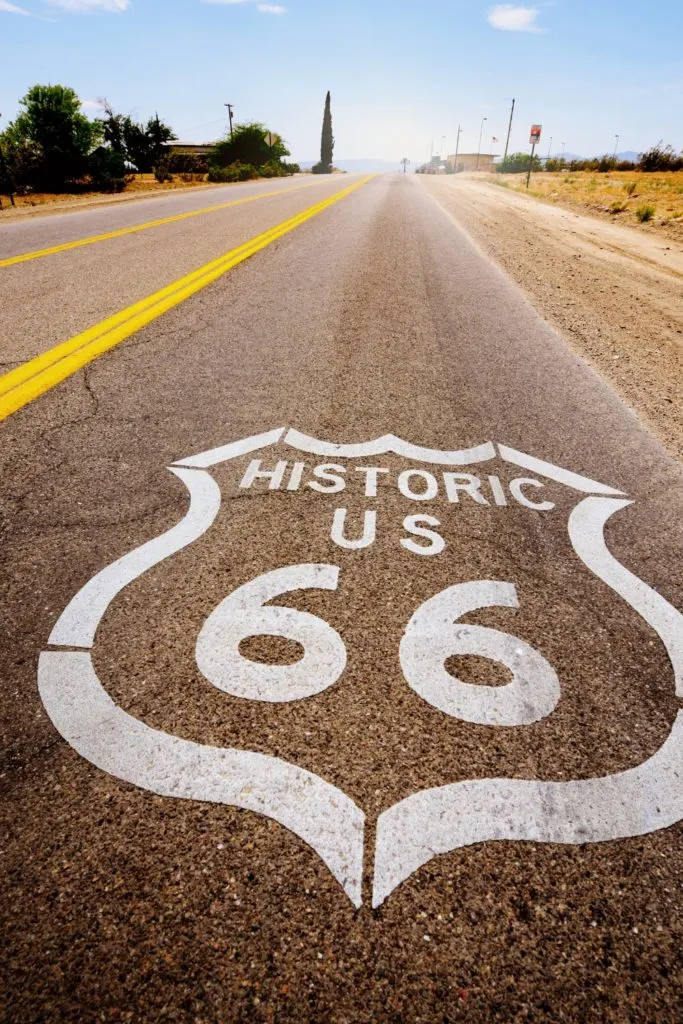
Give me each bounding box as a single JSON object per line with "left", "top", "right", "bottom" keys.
{"left": 0, "top": 173, "right": 213, "bottom": 212}
{"left": 488, "top": 170, "right": 683, "bottom": 240}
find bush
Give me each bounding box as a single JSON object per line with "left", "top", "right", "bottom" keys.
{"left": 624, "top": 181, "right": 638, "bottom": 196}
{"left": 635, "top": 204, "right": 655, "bottom": 222}
{"left": 167, "top": 152, "right": 207, "bottom": 174}
{"left": 496, "top": 152, "right": 541, "bottom": 174}
{"left": 638, "top": 144, "right": 683, "bottom": 172}
{"left": 210, "top": 122, "right": 290, "bottom": 170}
{"left": 0, "top": 136, "right": 42, "bottom": 195}
{"left": 88, "top": 146, "right": 130, "bottom": 192}
{"left": 311, "top": 161, "right": 331, "bottom": 174}
{"left": 597, "top": 155, "right": 618, "bottom": 173}
{"left": 609, "top": 200, "right": 627, "bottom": 214}
{"left": 153, "top": 157, "right": 173, "bottom": 182}
{"left": 207, "top": 161, "right": 259, "bottom": 183}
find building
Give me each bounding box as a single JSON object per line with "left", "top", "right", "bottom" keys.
{"left": 161, "top": 142, "right": 215, "bottom": 158}
{"left": 446, "top": 153, "right": 497, "bottom": 174}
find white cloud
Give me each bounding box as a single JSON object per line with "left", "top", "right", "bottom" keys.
{"left": 487, "top": 5, "right": 544, "bottom": 33}
{"left": 80, "top": 99, "right": 103, "bottom": 110}
{"left": 0, "top": 0, "right": 31, "bottom": 13}
{"left": 46, "top": 0, "right": 129, "bottom": 11}
{"left": 203, "top": 0, "right": 287, "bottom": 10}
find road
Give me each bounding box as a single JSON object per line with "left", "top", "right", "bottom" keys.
{"left": 1, "top": 173, "right": 682, "bottom": 1023}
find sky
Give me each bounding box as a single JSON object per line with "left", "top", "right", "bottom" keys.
{"left": 1, "top": 0, "right": 682, "bottom": 166}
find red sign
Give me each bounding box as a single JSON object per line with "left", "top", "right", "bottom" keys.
{"left": 529, "top": 124, "right": 542, "bottom": 145}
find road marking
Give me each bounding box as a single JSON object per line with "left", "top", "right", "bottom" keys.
{"left": 40, "top": 430, "right": 683, "bottom": 907}
{"left": 0, "top": 177, "right": 373, "bottom": 423}
{"left": 0, "top": 181, "right": 322, "bottom": 269}
{"left": 373, "top": 496, "right": 683, "bottom": 906}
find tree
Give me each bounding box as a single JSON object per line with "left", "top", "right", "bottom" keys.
{"left": 312, "top": 91, "right": 334, "bottom": 174}
{"left": 96, "top": 101, "right": 176, "bottom": 172}
{"left": 0, "top": 134, "right": 42, "bottom": 197}
{"left": 496, "top": 151, "right": 542, "bottom": 174}
{"left": 9, "top": 84, "right": 101, "bottom": 190}
{"left": 209, "top": 122, "right": 290, "bottom": 170}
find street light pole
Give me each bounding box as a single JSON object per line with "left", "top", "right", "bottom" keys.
{"left": 503, "top": 98, "right": 515, "bottom": 163}
{"left": 475, "top": 116, "right": 487, "bottom": 171}
{"left": 224, "top": 103, "right": 234, "bottom": 136}
{"left": 612, "top": 134, "right": 620, "bottom": 159}
{"left": 547, "top": 136, "right": 553, "bottom": 162}
{"left": 453, "top": 124, "right": 462, "bottom": 173}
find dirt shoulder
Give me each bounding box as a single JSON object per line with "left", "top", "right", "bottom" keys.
{"left": 422, "top": 175, "right": 683, "bottom": 461}
{"left": 486, "top": 169, "right": 683, "bottom": 244}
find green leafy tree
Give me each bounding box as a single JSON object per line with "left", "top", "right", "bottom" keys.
{"left": 9, "top": 84, "right": 100, "bottom": 190}
{"left": 0, "top": 133, "right": 42, "bottom": 196}
{"left": 97, "top": 102, "right": 176, "bottom": 172}
{"left": 209, "top": 122, "right": 290, "bottom": 171}
{"left": 312, "top": 91, "right": 334, "bottom": 174}
{"left": 97, "top": 100, "right": 127, "bottom": 156}
{"left": 496, "top": 151, "right": 542, "bottom": 174}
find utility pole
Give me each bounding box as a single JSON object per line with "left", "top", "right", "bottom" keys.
{"left": 224, "top": 103, "right": 234, "bottom": 136}
{"left": 453, "top": 124, "right": 462, "bottom": 173}
{"left": 475, "top": 116, "right": 487, "bottom": 171}
{"left": 546, "top": 136, "right": 553, "bottom": 162}
{"left": 612, "top": 134, "right": 620, "bottom": 159}
{"left": 401, "top": 158, "right": 410, "bottom": 174}
{"left": 503, "top": 98, "right": 515, "bottom": 164}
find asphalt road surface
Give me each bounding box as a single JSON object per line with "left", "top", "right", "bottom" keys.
{"left": 1, "top": 173, "right": 682, "bottom": 1023}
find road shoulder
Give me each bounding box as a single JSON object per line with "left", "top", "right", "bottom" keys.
{"left": 423, "top": 175, "right": 683, "bottom": 462}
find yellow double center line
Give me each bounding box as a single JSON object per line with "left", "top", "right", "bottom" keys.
{"left": 0, "top": 176, "right": 372, "bottom": 423}
{"left": 0, "top": 181, "right": 321, "bottom": 269}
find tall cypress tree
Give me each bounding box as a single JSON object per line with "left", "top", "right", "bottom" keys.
{"left": 313, "top": 91, "right": 334, "bottom": 174}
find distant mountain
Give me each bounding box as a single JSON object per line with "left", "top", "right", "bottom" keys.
{"left": 298, "top": 158, "right": 403, "bottom": 173}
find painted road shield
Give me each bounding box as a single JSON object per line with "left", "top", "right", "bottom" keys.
{"left": 38, "top": 428, "right": 683, "bottom": 909}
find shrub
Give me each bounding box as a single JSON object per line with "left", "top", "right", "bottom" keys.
{"left": 153, "top": 157, "right": 173, "bottom": 182}
{"left": 0, "top": 135, "right": 42, "bottom": 195}
{"left": 210, "top": 122, "right": 289, "bottom": 170}
{"left": 597, "top": 155, "right": 618, "bottom": 173}
{"left": 638, "top": 144, "right": 683, "bottom": 172}
{"left": 207, "top": 161, "right": 259, "bottom": 183}
{"left": 624, "top": 181, "right": 638, "bottom": 196}
{"left": 88, "top": 146, "right": 130, "bottom": 191}
{"left": 635, "top": 204, "right": 656, "bottom": 222}
{"left": 609, "top": 200, "right": 627, "bottom": 214}
{"left": 168, "top": 152, "right": 207, "bottom": 174}
{"left": 496, "top": 152, "right": 541, "bottom": 174}
{"left": 311, "top": 160, "right": 331, "bottom": 174}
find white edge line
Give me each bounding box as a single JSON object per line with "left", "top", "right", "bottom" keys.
{"left": 498, "top": 444, "right": 625, "bottom": 496}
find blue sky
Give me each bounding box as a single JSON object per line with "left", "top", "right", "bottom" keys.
{"left": 1, "top": 1, "right": 682, "bottom": 165}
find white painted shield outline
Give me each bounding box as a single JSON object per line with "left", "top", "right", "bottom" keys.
{"left": 37, "top": 427, "right": 683, "bottom": 909}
